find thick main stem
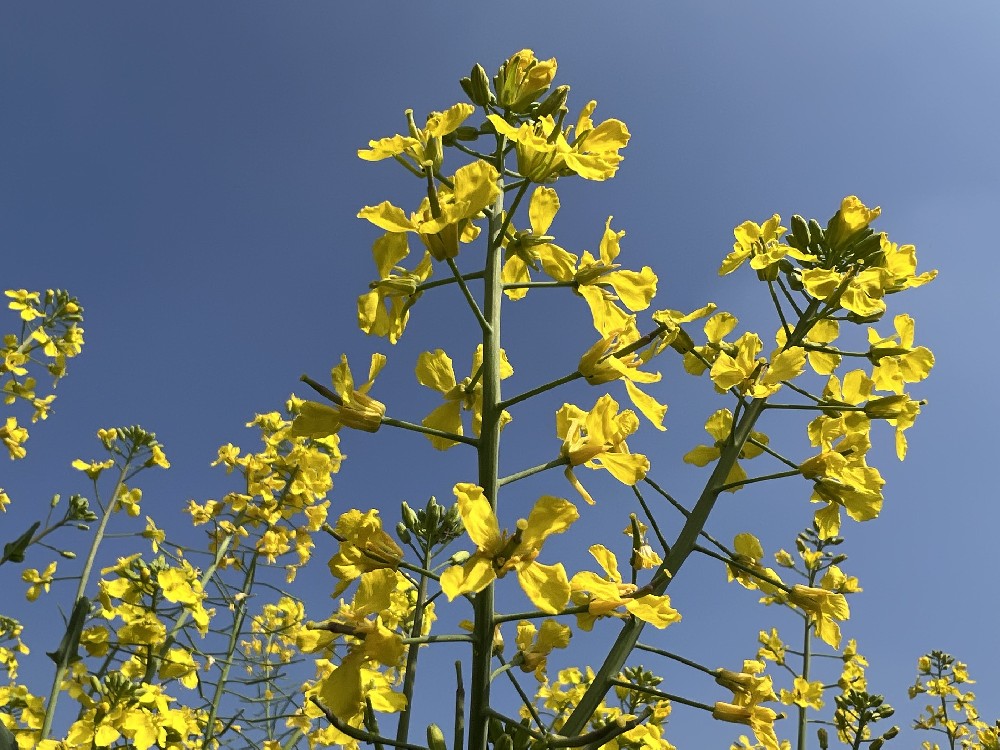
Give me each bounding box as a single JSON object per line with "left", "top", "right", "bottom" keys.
{"left": 468, "top": 151, "right": 506, "bottom": 750}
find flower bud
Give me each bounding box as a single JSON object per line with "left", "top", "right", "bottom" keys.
{"left": 817, "top": 727, "right": 829, "bottom": 750}
{"left": 395, "top": 522, "right": 412, "bottom": 545}
{"left": 427, "top": 724, "right": 448, "bottom": 750}
{"left": 789, "top": 215, "right": 811, "bottom": 249}
{"left": 533, "top": 85, "right": 570, "bottom": 118}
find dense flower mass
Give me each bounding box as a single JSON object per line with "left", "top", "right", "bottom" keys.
{"left": 1, "top": 49, "right": 949, "bottom": 750}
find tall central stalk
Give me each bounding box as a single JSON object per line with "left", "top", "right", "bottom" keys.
{"left": 468, "top": 142, "right": 506, "bottom": 750}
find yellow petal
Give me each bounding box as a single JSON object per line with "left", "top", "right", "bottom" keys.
{"left": 517, "top": 562, "right": 570, "bottom": 614}
{"left": 453, "top": 483, "right": 499, "bottom": 550}
{"left": 415, "top": 350, "right": 457, "bottom": 393}
{"left": 521, "top": 495, "right": 579, "bottom": 551}
{"left": 440, "top": 555, "right": 495, "bottom": 600}
{"left": 624, "top": 379, "right": 666, "bottom": 430}
{"left": 529, "top": 187, "right": 559, "bottom": 234}
{"left": 359, "top": 201, "right": 417, "bottom": 233}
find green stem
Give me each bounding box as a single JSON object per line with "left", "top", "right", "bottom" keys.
{"left": 446, "top": 257, "right": 491, "bottom": 333}
{"left": 633, "top": 643, "right": 718, "bottom": 677}
{"left": 797, "top": 566, "right": 818, "bottom": 750}
{"left": 608, "top": 680, "right": 715, "bottom": 713}
{"left": 454, "top": 662, "right": 465, "bottom": 750}
{"left": 468, "top": 137, "right": 507, "bottom": 750}
{"left": 40, "top": 452, "right": 137, "bottom": 740}
{"left": 747, "top": 437, "right": 801, "bottom": 471}
{"left": 310, "top": 698, "right": 428, "bottom": 750}
{"left": 416, "top": 271, "right": 485, "bottom": 293}
{"left": 203, "top": 556, "right": 256, "bottom": 748}
{"left": 497, "top": 457, "right": 570, "bottom": 487}
{"left": 396, "top": 546, "right": 433, "bottom": 744}
{"left": 715, "top": 468, "right": 802, "bottom": 492}
{"left": 380, "top": 416, "right": 479, "bottom": 447}
{"left": 492, "top": 604, "right": 590, "bottom": 625}
{"left": 499, "top": 371, "right": 582, "bottom": 411}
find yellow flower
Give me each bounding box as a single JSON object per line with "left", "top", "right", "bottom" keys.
{"left": 359, "top": 160, "right": 501, "bottom": 261}
{"left": 867, "top": 314, "right": 934, "bottom": 395}
{"left": 710, "top": 333, "right": 806, "bottom": 397}
{"left": 683, "top": 410, "right": 769, "bottom": 492}
{"left": 22, "top": 561, "right": 57, "bottom": 601}
{"left": 440, "top": 483, "right": 577, "bottom": 614}
{"left": 5, "top": 290, "right": 42, "bottom": 321}
{"left": 556, "top": 394, "right": 649, "bottom": 505}
{"left": 725, "top": 534, "right": 784, "bottom": 595}
{"left": 72, "top": 457, "right": 116, "bottom": 480}
{"left": 786, "top": 584, "right": 850, "bottom": 648}
{"left": 716, "top": 659, "right": 778, "bottom": 707}
{"left": 358, "top": 103, "right": 475, "bottom": 171}
{"left": 569, "top": 544, "right": 680, "bottom": 630}
{"left": 327, "top": 509, "right": 403, "bottom": 595}
{"left": 1, "top": 416, "right": 28, "bottom": 460}
{"left": 514, "top": 619, "right": 571, "bottom": 680}
{"left": 487, "top": 99, "right": 630, "bottom": 182}
{"left": 578, "top": 329, "right": 666, "bottom": 430}
{"left": 712, "top": 702, "right": 782, "bottom": 750}
{"left": 501, "top": 186, "right": 578, "bottom": 300}
{"left": 799, "top": 450, "right": 884, "bottom": 539}
{"left": 495, "top": 50, "right": 558, "bottom": 113}
{"left": 719, "top": 215, "right": 814, "bottom": 277}
{"left": 291, "top": 353, "right": 387, "bottom": 437}
{"left": 357, "top": 232, "right": 433, "bottom": 344}
{"left": 779, "top": 677, "right": 824, "bottom": 710}
{"left": 415, "top": 345, "right": 513, "bottom": 449}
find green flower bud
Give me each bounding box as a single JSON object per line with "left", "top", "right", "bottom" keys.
{"left": 790, "top": 214, "right": 811, "bottom": 249}
{"left": 533, "top": 85, "right": 570, "bottom": 118}
{"left": 427, "top": 724, "right": 448, "bottom": 750}
{"left": 494, "top": 734, "right": 514, "bottom": 750}
{"left": 395, "top": 522, "right": 412, "bottom": 544}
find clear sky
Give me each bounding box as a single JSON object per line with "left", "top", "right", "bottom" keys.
{"left": 4, "top": 2, "right": 999, "bottom": 747}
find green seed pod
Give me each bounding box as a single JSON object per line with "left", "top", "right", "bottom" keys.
{"left": 427, "top": 724, "right": 448, "bottom": 750}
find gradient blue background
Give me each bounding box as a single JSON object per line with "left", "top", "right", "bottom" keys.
{"left": 4, "top": 3, "right": 998, "bottom": 746}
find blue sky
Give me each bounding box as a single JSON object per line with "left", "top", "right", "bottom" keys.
{"left": 4, "top": 2, "right": 999, "bottom": 746}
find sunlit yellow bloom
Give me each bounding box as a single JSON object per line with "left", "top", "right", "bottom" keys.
{"left": 1, "top": 416, "right": 28, "bottom": 460}
{"left": 5, "top": 290, "right": 41, "bottom": 321}
{"left": 327, "top": 509, "right": 403, "bottom": 595}
{"left": 292, "top": 353, "right": 387, "bottom": 437}
{"left": 72, "top": 457, "right": 115, "bottom": 480}
{"left": 514, "top": 619, "right": 571, "bottom": 680}
{"left": 710, "top": 332, "right": 806, "bottom": 397}
{"left": 786, "top": 584, "right": 850, "bottom": 648}
{"left": 780, "top": 677, "right": 824, "bottom": 710}
{"left": 719, "top": 215, "right": 814, "bottom": 277}
{"left": 757, "top": 628, "right": 786, "bottom": 666}
{"left": 681, "top": 310, "right": 738, "bottom": 375}
{"left": 683, "top": 410, "right": 769, "bottom": 492}
{"left": 570, "top": 544, "right": 680, "bottom": 630}
{"left": 867, "top": 314, "right": 933, "bottom": 395}
{"left": 415, "top": 345, "right": 513, "bottom": 449}
{"left": 716, "top": 659, "right": 778, "bottom": 707}
{"left": 501, "top": 186, "right": 577, "bottom": 300}
{"left": 556, "top": 395, "right": 649, "bottom": 504}
{"left": 777, "top": 318, "right": 840, "bottom": 375}
{"left": 487, "top": 99, "right": 630, "bottom": 182}
{"left": 358, "top": 103, "right": 475, "bottom": 171}
{"left": 359, "top": 160, "right": 500, "bottom": 261}
{"left": 22, "top": 561, "right": 57, "bottom": 601}
{"left": 578, "top": 329, "right": 666, "bottom": 430}
{"left": 799, "top": 449, "right": 884, "bottom": 539}
{"left": 725, "top": 534, "right": 784, "bottom": 595}
{"left": 712, "top": 702, "right": 781, "bottom": 750}
{"left": 495, "top": 50, "right": 557, "bottom": 112}
{"left": 358, "top": 232, "right": 433, "bottom": 344}
{"left": 440, "top": 483, "right": 577, "bottom": 614}
{"left": 827, "top": 195, "right": 881, "bottom": 248}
